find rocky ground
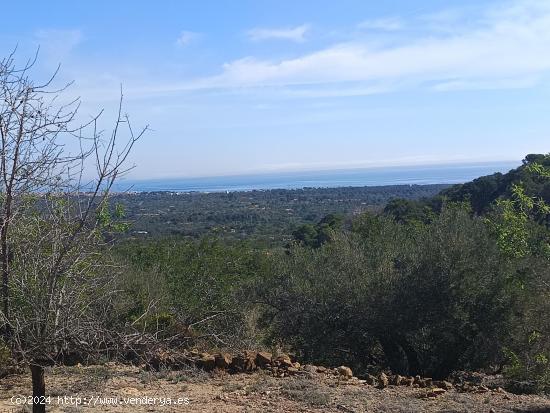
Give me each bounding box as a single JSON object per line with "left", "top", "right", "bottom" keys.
{"left": 1, "top": 362, "right": 549, "bottom": 413}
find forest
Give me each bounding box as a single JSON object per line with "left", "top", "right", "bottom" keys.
{"left": 111, "top": 184, "right": 448, "bottom": 244}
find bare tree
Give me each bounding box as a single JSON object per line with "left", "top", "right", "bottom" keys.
{"left": 0, "top": 50, "right": 147, "bottom": 413}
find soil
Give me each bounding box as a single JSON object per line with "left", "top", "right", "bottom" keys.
{"left": 1, "top": 364, "right": 549, "bottom": 413}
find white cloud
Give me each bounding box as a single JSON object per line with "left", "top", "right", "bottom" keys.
{"left": 357, "top": 17, "right": 403, "bottom": 31}
{"left": 69, "top": 0, "right": 550, "bottom": 101}
{"left": 35, "top": 29, "right": 82, "bottom": 62}
{"left": 246, "top": 24, "right": 310, "bottom": 42}
{"left": 176, "top": 31, "right": 198, "bottom": 47}
{"left": 195, "top": 1, "right": 550, "bottom": 93}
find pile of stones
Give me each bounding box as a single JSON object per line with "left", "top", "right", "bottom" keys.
{"left": 147, "top": 348, "right": 512, "bottom": 397}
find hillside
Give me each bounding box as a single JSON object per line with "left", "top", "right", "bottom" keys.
{"left": 385, "top": 154, "right": 550, "bottom": 223}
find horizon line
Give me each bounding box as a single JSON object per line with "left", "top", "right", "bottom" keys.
{"left": 118, "top": 158, "right": 521, "bottom": 183}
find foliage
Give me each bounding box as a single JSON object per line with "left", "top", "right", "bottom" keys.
{"left": 110, "top": 184, "right": 448, "bottom": 245}
{"left": 254, "top": 206, "right": 519, "bottom": 378}
{"left": 292, "top": 213, "right": 344, "bottom": 248}
{"left": 114, "top": 238, "right": 269, "bottom": 348}
{"left": 485, "top": 155, "right": 550, "bottom": 392}
{"left": 105, "top": 154, "right": 550, "bottom": 393}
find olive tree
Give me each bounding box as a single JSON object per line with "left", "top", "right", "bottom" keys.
{"left": 0, "top": 51, "right": 147, "bottom": 413}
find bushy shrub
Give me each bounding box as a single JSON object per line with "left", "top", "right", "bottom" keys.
{"left": 256, "top": 206, "right": 519, "bottom": 378}
{"left": 114, "top": 238, "right": 268, "bottom": 348}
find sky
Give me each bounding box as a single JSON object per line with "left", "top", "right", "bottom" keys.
{"left": 1, "top": 0, "right": 549, "bottom": 179}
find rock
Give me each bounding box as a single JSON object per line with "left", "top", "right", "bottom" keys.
{"left": 292, "top": 362, "right": 301, "bottom": 369}
{"left": 230, "top": 351, "right": 256, "bottom": 372}
{"left": 214, "top": 352, "right": 232, "bottom": 369}
{"left": 255, "top": 352, "right": 272, "bottom": 369}
{"left": 415, "top": 375, "right": 431, "bottom": 387}
{"left": 417, "top": 379, "right": 428, "bottom": 388}
{"left": 274, "top": 353, "right": 292, "bottom": 368}
{"left": 434, "top": 380, "right": 453, "bottom": 390}
{"left": 337, "top": 366, "right": 353, "bottom": 379}
{"left": 401, "top": 377, "right": 415, "bottom": 386}
{"left": 378, "top": 372, "right": 389, "bottom": 388}
{"left": 244, "top": 351, "right": 257, "bottom": 371}
{"left": 441, "top": 380, "right": 453, "bottom": 390}
{"left": 365, "top": 374, "right": 377, "bottom": 385}
{"left": 316, "top": 366, "right": 327, "bottom": 373}
{"left": 198, "top": 353, "right": 216, "bottom": 371}
{"left": 391, "top": 374, "right": 404, "bottom": 386}
{"left": 427, "top": 388, "right": 446, "bottom": 397}
{"left": 303, "top": 365, "right": 318, "bottom": 374}
{"left": 286, "top": 366, "right": 300, "bottom": 375}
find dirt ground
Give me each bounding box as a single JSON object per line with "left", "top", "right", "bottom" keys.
{"left": 1, "top": 364, "right": 549, "bottom": 413}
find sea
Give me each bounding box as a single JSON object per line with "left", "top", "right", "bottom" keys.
{"left": 113, "top": 161, "right": 519, "bottom": 193}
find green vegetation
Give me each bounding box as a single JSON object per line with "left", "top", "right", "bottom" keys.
{"left": 112, "top": 184, "right": 448, "bottom": 244}
{"left": 4, "top": 151, "right": 540, "bottom": 390}
{"left": 109, "top": 154, "right": 550, "bottom": 393}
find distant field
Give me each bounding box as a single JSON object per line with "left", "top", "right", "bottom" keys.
{"left": 112, "top": 184, "right": 449, "bottom": 244}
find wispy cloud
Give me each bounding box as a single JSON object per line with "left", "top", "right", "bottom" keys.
{"left": 35, "top": 29, "right": 82, "bottom": 62}
{"left": 246, "top": 24, "right": 310, "bottom": 42}
{"left": 68, "top": 0, "right": 550, "bottom": 102}
{"left": 357, "top": 17, "right": 403, "bottom": 31}
{"left": 192, "top": 1, "right": 550, "bottom": 94}
{"left": 175, "top": 30, "right": 198, "bottom": 47}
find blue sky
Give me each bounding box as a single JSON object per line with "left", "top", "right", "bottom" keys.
{"left": 1, "top": 0, "right": 550, "bottom": 178}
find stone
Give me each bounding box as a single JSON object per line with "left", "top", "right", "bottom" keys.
{"left": 337, "top": 366, "right": 353, "bottom": 379}
{"left": 434, "top": 380, "right": 453, "bottom": 390}
{"left": 437, "top": 380, "right": 453, "bottom": 390}
{"left": 214, "top": 352, "right": 233, "bottom": 369}
{"left": 198, "top": 353, "right": 216, "bottom": 371}
{"left": 316, "top": 366, "right": 327, "bottom": 373}
{"left": 274, "top": 353, "right": 292, "bottom": 368}
{"left": 230, "top": 351, "right": 257, "bottom": 372}
{"left": 391, "top": 374, "right": 403, "bottom": 386}
{"left": 243, "top": 351, "right": 257, "bottom": 371}
{"left": 365, "top": 374, "right": 377, "bottom": 386}
{"left": 378, "top": 372, "right": 389, "bottom": 388}
{"left": 255, "top": 352, "right": 272, "bottom": 369}
{"left": 303, "top": 365, "right": 318, "bottom": 374}
{"left": 428, "top": 388, "right": 446, "bottom": 397}
{"left": 417, "top": 378, "right": 428, "bottom": 388}
{"left": 402, "top": 377, "right": 415, "bottom": 386}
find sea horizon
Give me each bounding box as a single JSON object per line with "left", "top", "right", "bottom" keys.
{"left": 112, "top": 160, "right": 519, "bottom": 193}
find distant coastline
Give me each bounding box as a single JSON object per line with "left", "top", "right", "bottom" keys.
{"left": 113, "top": 161, "right": 519, "bottom": 193}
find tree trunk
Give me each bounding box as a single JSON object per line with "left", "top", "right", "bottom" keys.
{"left": 30, "top": 364, "right": 46, "bottom": 413}
{"left": 1, "top": 226, "right": 10, "bottom": 338}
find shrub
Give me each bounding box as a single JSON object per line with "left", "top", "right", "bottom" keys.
{"left": 256, "top": 206, "right": 519, "bottom": 378}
